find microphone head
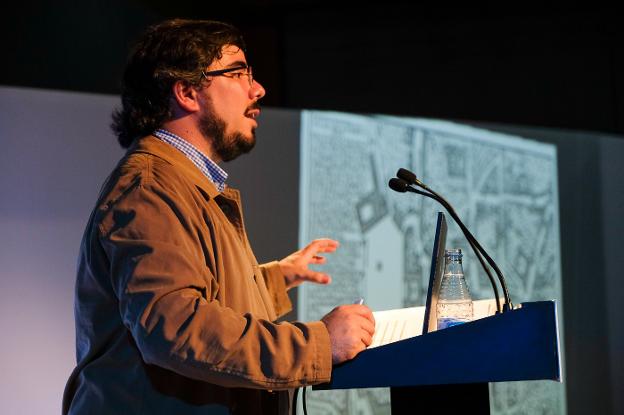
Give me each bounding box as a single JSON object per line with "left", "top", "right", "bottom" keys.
{"left": 388, "top": 178, "right": 409, "bottom": 193}
{"left": 397, "top": 168, "right": 417, "bottom": 184}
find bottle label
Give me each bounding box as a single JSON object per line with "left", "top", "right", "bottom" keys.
{"left": 437, "top": 317, "right": 471, "bottom": 330}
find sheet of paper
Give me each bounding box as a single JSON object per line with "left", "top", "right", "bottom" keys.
{"left": 369, "top": 298, "right": 502, "bottom": 348}
{"left": 370, "top": 307, "right": 424, "bottom": 348}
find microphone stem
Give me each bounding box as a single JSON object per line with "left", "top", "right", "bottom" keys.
{"left": 415, "top": 181, "right": 513, "bottom": 310}
{"left": 412, "top": 188, "right": 502, "bottom": 313}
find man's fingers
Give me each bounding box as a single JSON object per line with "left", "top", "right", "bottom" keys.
{"left": 334, "top": 305, "right": 375, "bottom": 334}
{"left": 333, "top": 304, "right": 374, "bottom": 323}
{"left": 361, "top": 331, "right": 373, "bottom": 347}
{"left": 302, "top": 239, "right": 339, "bottom": 257}
{"left": 351, "top": 304, "right": 375, "bottom": 322}
{"left": 359, "top": 316, "right": 376, "bottom": 337}
{"left": 311, "top": 255, "right": 327, "bottom": 264}
{"left": 313, "top": 238, "right": 339, "bottom": 250}
{"left": 302, "top": 271, "right": 331, "bottom": 284}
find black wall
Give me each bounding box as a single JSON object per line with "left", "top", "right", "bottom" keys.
{"left": 1, "top": 3, "right": 622, "bottom": 136}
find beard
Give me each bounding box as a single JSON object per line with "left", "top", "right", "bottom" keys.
{"left": 198, "top": 102, "right": 256, "bottom": 162}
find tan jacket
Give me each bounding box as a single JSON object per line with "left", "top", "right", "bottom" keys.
{"left": 63, "top": 136, "right": 332, "bottom": 414}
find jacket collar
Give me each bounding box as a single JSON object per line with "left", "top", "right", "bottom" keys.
{"left": 130, "top": 135, "right": 221, "bottom": 200}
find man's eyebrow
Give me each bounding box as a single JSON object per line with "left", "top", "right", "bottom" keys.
{"left": 224, "top": 60, "right": 248, "bottom": 68}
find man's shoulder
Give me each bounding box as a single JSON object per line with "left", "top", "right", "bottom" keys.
{"left": 88, "top": 146, "right": 200, "bottom": 236}
{"left": 89, "top": 135, "right": 221, "bottom": 234}
{"left": 97, "top": 142, "right": 190, "bottom": 207}
{"left": 121, "top": 135, "right": 204, "bottom": 182}
{"left": 119, "top": 144, "right": 184, "bottom": 186}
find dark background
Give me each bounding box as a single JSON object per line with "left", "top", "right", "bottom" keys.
{"left": 1, "top": 2, "right": 622, "bottom": 136}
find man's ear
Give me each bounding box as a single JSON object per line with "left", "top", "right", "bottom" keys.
{"left": 171, "top": 80, "right": 201, "bottom": 113}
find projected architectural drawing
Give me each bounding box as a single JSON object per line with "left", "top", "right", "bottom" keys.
{"left": 298, "top": 111, "right": 564, "bottom": 415}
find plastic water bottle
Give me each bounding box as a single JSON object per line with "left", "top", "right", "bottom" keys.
{"left": 436, "top": 248, "right": 473, "bottom": 330}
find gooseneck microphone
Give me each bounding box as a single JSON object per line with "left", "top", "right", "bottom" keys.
{"left": 389, "top": 168, "right": 513, "bottom": 313}
{"left": 395, "top": 169, "right": 505, "bottom": 310}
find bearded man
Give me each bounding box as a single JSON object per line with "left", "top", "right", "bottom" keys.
{"left": 62, "top": 19, "right": 374, "bottom": 415}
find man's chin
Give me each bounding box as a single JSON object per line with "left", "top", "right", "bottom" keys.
{"left": 218, "top": 133, "right": 256, "bottom": 162}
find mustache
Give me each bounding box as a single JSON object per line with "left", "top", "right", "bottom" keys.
{"left": 247, "top": 102, "right": 261, "bottom": 112}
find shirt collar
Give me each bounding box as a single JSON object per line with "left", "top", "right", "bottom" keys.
{"left": 152, "top": 129, "right": 228, "bottom": 192}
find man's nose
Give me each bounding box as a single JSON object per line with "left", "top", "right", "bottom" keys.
{"left": 250, "top": 79, "right": 266, "bottom": 100}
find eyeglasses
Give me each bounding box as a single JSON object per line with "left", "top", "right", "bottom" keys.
{"left": 201, "top": 65, "right": 253, "bottom": 86}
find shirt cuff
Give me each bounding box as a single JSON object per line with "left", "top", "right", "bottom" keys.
{"left": 260, "top": 261, "right": 293, "bottom": 317}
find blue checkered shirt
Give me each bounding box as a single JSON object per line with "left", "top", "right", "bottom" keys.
{"left": 153, "top": 129, "right": 228, "bottom": 192}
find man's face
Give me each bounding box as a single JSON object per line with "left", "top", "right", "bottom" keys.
{"left": 197, "top": 44, "right": 265, "bottom": 162}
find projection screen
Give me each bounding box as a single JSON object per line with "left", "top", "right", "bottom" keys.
{"left": 297, "top": 110, "right": 564, "bottom": 415}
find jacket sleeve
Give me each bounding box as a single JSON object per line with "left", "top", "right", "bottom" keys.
{"left": 98, "top": 180, "right": 332, "bottom": 390}
{"left": 258, "top": 261, "right": 293, "bottom": 318}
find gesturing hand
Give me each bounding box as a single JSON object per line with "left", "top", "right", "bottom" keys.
{"left": 279, "top": 238, "right": 339, "bottom": 290}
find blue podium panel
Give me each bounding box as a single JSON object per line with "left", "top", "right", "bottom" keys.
{"left": 316, "top": 301, "right": 561, "bottom": 390}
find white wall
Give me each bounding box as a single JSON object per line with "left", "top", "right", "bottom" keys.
{"left": 0, "top": 86, "right": 123, "bottom": 414}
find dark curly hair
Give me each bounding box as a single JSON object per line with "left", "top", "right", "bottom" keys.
{"left": 111, "top": 19, "right": 246, "bottom": 148}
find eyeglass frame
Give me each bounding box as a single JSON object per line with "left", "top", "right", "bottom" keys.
{"left": 201, "top": 65, "right": 253, "bottom": 86}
